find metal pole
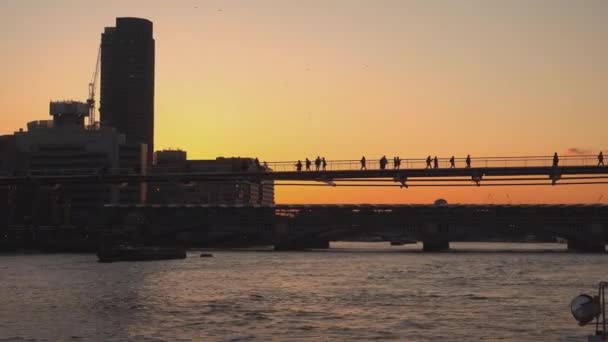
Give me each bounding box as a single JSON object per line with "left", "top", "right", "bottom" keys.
{"left": 600, "top": 282, "right": 608, "bottom": 339}
{"left": 597, "top": 283, "right": 601, "bottom": 335}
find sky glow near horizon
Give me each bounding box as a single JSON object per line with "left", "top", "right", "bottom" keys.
{"left": 0, "top": 0, "right": 607, "bottom": 203}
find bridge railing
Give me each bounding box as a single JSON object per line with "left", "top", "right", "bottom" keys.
{"left": 262, "top": 155, "right": 601, "bottom": 172}
{"left": 7, "top": 155, "right": 602, "bottom": 176}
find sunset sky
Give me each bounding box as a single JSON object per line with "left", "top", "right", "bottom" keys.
{"left": 1, "top": 0, "right": 607, "bottom": 203}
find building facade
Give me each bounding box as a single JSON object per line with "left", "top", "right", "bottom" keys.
{"left": 0, "top": 101, "right": 147, "bottom": 225}
{"left": 100, "top": 17, "right": 155, "bottom": 165}
{"left": 150, "top": 150, "right": 275, "bottom": 206}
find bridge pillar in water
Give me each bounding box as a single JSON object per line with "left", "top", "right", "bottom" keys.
{"left": 274, "top": 239, "right": 330, "bottom": 251}
{"left": 567, "top": 224, "right": 606, "bottom": 253}
{"left": 422, "top": 222, "right": 450, "bottom": 252}
{"left": 422, "top": 239, "right": 450, "bottom": 252}
{"left": 567, "top": 239, "right": 605, "bottom": 253}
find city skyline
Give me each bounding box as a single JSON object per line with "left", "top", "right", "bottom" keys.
{"left": 1, "top": 0, "right": 607, "bottom": 203}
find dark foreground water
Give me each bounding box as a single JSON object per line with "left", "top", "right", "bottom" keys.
{"left": 1, "top": 242, "right": 606, "bottom": 341}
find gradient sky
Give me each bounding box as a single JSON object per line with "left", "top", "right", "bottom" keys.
{"left": 1, "top": 0, "right": 607, "bottom": 203}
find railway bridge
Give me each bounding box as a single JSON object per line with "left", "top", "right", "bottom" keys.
{"left": 100, "top": 203, "right": 608, "bottom": 253}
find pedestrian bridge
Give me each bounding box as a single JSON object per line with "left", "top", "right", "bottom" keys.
{"left": 1, "top": 154, "right": 607, "bottom": 188}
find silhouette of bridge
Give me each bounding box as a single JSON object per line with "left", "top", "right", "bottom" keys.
{"left": 4, "top": 203, "right": 607, "bottom": 252}
{"left": 3, "top": 154, "right": 608, "bottom": 253}
{"left": 95, "top": 203, "right": 608, "bottom": 253}
{"left": 2, "top": 154, "right": 607, "bottom": 187}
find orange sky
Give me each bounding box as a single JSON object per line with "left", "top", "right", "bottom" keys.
{"left": 0, "top": 0, "right": 607, "bottom": 203}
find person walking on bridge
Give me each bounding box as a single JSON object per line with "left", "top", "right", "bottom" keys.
{"left": 322, "top": 157, "right": 327, "bottom": 171}
{"left": 295, "top": 160, "right": 303, "bottom": 171}
{"left": 380, "top": 155, "right": 388, "bottom": 170}
{"left": 553, "top": 152, "right": 559, "bottom": 167}
{"left": 315, "top": 156, "right": 321, "bottom": 171}
{"left": 433, "top": 156, "right": 439, "bottom": 169}
{"left": 449, "top": 156, "right": 455, "bottom": 168}
{"left": 360, "top": 156, "right": 367, "bottom": 170}
{"left": 426, "top": 155, "right": 432, "bottom": 169}
{"left": 466, "top": 154, "right": 471, "bottom": 168}
{"left": 394, "top": 156, "right": 401, "bottom": 169}
{"left": 598, "top": 151, "right": 604, "bottom": 166}
{"left": 306, "top": 158, "right": 312, "bottom": 171}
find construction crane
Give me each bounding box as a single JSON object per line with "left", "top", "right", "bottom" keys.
{"left": 87, "top": 45, "right": 101, "bottom": 128}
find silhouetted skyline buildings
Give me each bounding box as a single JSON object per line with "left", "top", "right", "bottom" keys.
{"left": 100, "top": 17, "right": 155, "bottom": 166}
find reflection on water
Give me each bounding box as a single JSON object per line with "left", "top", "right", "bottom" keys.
{"left": 1, "top": 242, "right": 606, "bottom": 341}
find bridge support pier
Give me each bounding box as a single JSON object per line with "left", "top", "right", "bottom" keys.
{"left": 567, "top": 239, "right": 606, "bottom": 253}
{"left": 567, "top": 223, "right": 606, "bottom": 253}
{"left": 422, "top": 239, "right": 450, "bottom": 252}
{"left": 274, "top": 239, "right": 330, "bottom": 251}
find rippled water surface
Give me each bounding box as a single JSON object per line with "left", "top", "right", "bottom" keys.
{"left": 1, "top": 242, "right": 607, "bottom": 341}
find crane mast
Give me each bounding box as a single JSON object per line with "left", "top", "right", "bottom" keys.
{"left": 87, "top": 45, "right": 101, "bottom": 129}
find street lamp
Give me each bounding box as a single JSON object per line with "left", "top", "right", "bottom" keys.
{"left": 571, "top": 282, "right": 607, "bottom": 341}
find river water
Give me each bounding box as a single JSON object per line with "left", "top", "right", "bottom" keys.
{"left": 1, "top": 242, "right": 606, "bottom": 341}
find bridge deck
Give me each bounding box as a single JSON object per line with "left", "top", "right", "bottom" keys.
{"left": 103, "top": 203, "right": 608, "bottom": 209}
{"left": 0, "top": 165, "right": 607, "bottom": 185}
{"left": 0, "top": 154, "right": 606, "bottom": 186}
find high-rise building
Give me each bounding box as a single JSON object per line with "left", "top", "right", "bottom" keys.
{"left": 100, "top": 17, "right": 155, "bottom": 165}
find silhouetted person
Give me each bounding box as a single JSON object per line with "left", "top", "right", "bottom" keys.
{"left": 305, "top": 158, "right": 312, "bottom": 171}
{"left": 553, "top": 152, "right": 559, "bottom": 167}
{"left": 466, "top": 154, "right": 471, "bottom": 168}
{"left": 394, "top": 156, "right": 401, "bottom": 169}
{"left": 263, "top": 161, "right": 269, "bottom": 169}
{"left": 380, "top": 155, "right": 388, "bottom": 170}
{"left": 426, "top": 155, "right": 432, "bottom": 169}
{"left": 433, "top": 156, "right": 439, "bottom": 169}
{"left": 315, "top": 156, "right": 321, "bottom": 171}
{"left": 295, "top": 160, "right": 302, "bottom": 171}
{"left": 449, "top": 156, "right": 455, "bottom": 168}
{"left": 254, "top": 158, "right": 260, "bottom": 170}
{"left": 360, "top": 156, "right": 367, "bottom": 170}
{"left": 322, "top": 157, "right": 327, "bottom": 171}
{"left": 598, "top": 151, "right": 604, "bottom": 166}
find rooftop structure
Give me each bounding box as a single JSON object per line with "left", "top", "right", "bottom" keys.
{"left": 49, "top": 101, "right": 89, "bottom": 127}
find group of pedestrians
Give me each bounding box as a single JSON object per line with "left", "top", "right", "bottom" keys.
{"left": 360, "top": 156, "right": 404, "bottom": 170}
{"left": 360, "top": 155, "right": 474, "bottom": 171}
{"left": 361, "top": 154, "right": 472, "bottom": 170}
{"left": 368, "top": 155, "right": 392, "bottom": 170}
{"left": 424, "top": 155, "right": 471, "bottom": 169}
{"left": 383, "top": 156, "right": 403, "bottom": 169}
{"left": 295, "top": 156, "right": 327, "bottom": 172}
{"left": 293, "top": 151, "right": 606, "bottom": 171}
